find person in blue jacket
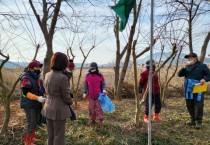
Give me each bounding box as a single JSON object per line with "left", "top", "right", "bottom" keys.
{"left": 178, "top": 52, "right": 210, "bottom": 129}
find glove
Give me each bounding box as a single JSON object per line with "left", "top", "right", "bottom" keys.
{"left": 200, "top": 79, "right": 206, "bottom": 85}
{"left": 37, "top": 96, "right": 46, "bottom": 103}
{"left": 83, "top": 93, "right": 87, "bottom": 99}
{"left": 103, "top": 90, "right": 107, "bottom": 96}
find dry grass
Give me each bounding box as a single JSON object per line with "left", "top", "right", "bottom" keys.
{"left": 2, "top": 97, "right": 209, "bottom": 145}
{"left": 1, "top": 66, "right": 210, "bottom": 98}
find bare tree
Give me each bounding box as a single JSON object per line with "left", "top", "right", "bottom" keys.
{"left": 169, "top": 0, "right": 210, "bottom": 60}
{"left": 0, "top": 51, "right": 19, "bottom": 134}
{"left": 73, "top": 45, "right": 95, "bottom": 108}
{"left": 161, "top": 46, "right": 182, "bottom": 105}
{"left": 29, "top": 0, "right": 62, "bottom": 76}
{"left": 199, "top": 31, "right": 210, "bottom": 62}
{"left": 175, "top": 0, "right": 205, "bottom": 52}
{"left": 32, "top": 44, "right": 41, "bottom": 60}
{"left": 113, "top": 0, "right": 143, "bottom": 100}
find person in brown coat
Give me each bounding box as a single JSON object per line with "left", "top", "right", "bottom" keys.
{"left": 41, "top": 52, "right": 73, "bottom": 145}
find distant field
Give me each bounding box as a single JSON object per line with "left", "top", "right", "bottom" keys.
{"left": 2, "top": 66, "right": 210, "bottom": 98}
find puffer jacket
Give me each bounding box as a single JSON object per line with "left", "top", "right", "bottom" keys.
{"left": 20, "top": 71, "right": 43, "bottom": 109}
{"left": 138, "top": 69, "right": 160, "bottom": 94}
{"left": 84, "top": 72, "right": 106, "bottom": 99}
{"left": 178, "top": 61, "right": 210, "bottom": 82}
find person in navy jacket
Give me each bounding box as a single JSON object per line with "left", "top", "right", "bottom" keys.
{"left": 20, "top": 60, "right": 46, "bottom": 145}
{"left": 178, "top": 52, "right": 210, "bottom": 129}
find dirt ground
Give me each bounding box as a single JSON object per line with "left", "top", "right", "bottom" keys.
{"left": 0, "top": 100, "right": 25, "bottom": 145}
{"left": 0, "top": 100, "right": 89, "bottom": 145}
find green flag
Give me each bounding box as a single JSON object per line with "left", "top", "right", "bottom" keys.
{"left": 111, "top": 0, "right": 136, "bottom": 31}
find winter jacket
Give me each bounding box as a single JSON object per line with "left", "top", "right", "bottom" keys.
{"left": 178, "top": 61, "right": 210, "bottom": 102}
{"left": 20, "top": 71, "right": 43, "bottom": 109}
{"left": 178, "top": 61, "right": 210, "bottom": 82}
{"left": 42, "top": 70, "right": 73, "bottom": 120}
{"left": 138, "top": 69, "right": 160, "bottom": 94}
{"left": 84, "top": 72, "right": 106, "bottom": 99}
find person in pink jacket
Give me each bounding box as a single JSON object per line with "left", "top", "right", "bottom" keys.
{"left": 83, "top": 62, "right": 107, "bottom": 128}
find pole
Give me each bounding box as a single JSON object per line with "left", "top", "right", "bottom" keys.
{"left": 148, "top": 0, "right": 154, "bottom": 145}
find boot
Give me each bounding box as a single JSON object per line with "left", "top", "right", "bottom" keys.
{"left": 24, "top": 134, "right": 36, "bottom": 145}
{"left": 153, "top": 113, "right": 162, "bottom": 121}
{"left": 32, "top": 130, "right": 40, "bottom": 142}
{"left": 186, "top": 119, "right": 195, "bottom": 126}
{"left": 24, "top": 134, "right": 30, "bottom": 145}
{"left": 28, "top": 134, "right": 37, "bottom": 145}
{"left": 144, "top": 115, "right": 149, "bottom": 123}
{"left": 195, "top": 121, "right": 202, "bottom": 130}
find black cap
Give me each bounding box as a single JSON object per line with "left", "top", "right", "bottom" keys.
{"left": 89, "top": 62, "right": 98, "bottom": 70}
{"left": 184, "top": 52, "right": 197, "bottom": 58}
{"left": 146, "top": 59, "right": 155, "bottom": 65}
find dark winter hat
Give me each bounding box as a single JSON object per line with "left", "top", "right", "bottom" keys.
{"left": 146, "top": 59, "right": 155, "bottom": 65}
{"left": 184, "top": 52, "right": 197, "bottom": 59}
{"left": 89, "top": 62, "right": 98, "bottom": 70}
{"left": 27, "top": 60, "right": 43, "bottom": 69}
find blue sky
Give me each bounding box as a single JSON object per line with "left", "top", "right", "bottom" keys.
{"left": 0, "top": 0, "right": 210, "bottom": 67}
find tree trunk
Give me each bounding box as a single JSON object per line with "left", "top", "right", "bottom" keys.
{"left": 0, "top": 96, "right": 10, "bottom": 134}
{"left": 199, "top": 31, "right": 210, "bottom": 62}
{"left": 0, "top": 67, "right": 19, "bottom": 134}
{"left": 43, "top": 41, "right": 53, "bottom": 77}
{"left": 116, "top": 20, "right": 137, "bottom": 99}
{"left": 115, "top": 45, "right": 132, "bottom": 100}
{"left": 74, "top": 59, "right": 86, "bottom": 109}
{"left": 113, "top": 16, "right": 121, "bottom": 100}
{"left": 188, "top": 19, "right": 193, "bottom": 53}
{"left": 131, "top": 40, "right": 140, "bottom": 125}
{"left": 114, "top": 1, "right": 142, "bottom": 100}
{"left": 114, "top": 57, "right": 120, "bottom": 99}
{"left": 160, "top": 54, "right": 176, "bottom": 104}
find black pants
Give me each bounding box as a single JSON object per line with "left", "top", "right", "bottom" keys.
{"left": 186, "top": 93, "right": 204, "bottom": 123}
{"left": 24, "top": 108, "right": 40, "bottom": 134}
{"left": 145, "top": 94, "right": 161, "bottom": 115}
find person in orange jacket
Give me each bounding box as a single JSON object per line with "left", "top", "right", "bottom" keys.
{"left": 138, "top": 60, "right": 162, "bottom": 123}
{"left": 20, "top": 60, "right": 46, "bottom": 145}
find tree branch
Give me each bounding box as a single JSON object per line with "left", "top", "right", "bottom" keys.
{"left": 177, "top": 0, "right": 189, "bottom": 11}
{"left": 7, "top": 77, "right": 19, "bottom": 98}
{"left": 192, "top": 1, "right": 201, "bottom": 20}
{"left": 49, "top": 0, "right": 62, "bottom": 36}
{"left": 136, "top": 39, "right": 157, "bottom": 58}
{"left": 0, "top": 80, "right": 10, "bottom": 93}
{"left": 29, "top": 0, "right": 42, "bottom": 26}
{"left": 155, "top": 44, "right": 178, "bottom": 73}
{"left": 32, "top": 44, "right": 40, "bottom": 60}
{"left": 0, "top": 51, "right": 9, "bottom": 77}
